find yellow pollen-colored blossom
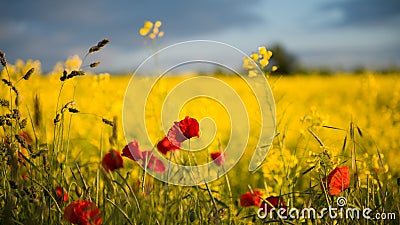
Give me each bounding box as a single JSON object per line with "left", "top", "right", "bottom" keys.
{"left": 259, "top": 58, "right": 269, "bottom": 68}
{"left": 144, "top": 21, "right": 153, "bottom": 29}
{"left": 154, "top": 21, "right": 162, "bottom": 28}
{"left": 250, "top": 53, "right": 259, "bottom": 61}
{"left": 149, "top": 33, "right": 156, "bottom": 39}
{"left": 153, "top": 27, "right": 159, "bottom": 35}
{"left": 139, "top": 27, "right": 151, "bottom": 36}
{"left": 258, "top": 46, "right": 267, "bottom": 55}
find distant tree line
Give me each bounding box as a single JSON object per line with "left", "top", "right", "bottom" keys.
{"left": 266, "top": 43, "right": 400, "bottom": 75}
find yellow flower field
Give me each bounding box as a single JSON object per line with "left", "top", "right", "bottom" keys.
{"left": 1, "top": 54, "right": 399, "bottom": 224}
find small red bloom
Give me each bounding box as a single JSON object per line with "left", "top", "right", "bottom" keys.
{"left": 19, "top": 131, "right": 33, "bottom": 144}
{"left": 121, "top": 140, "right": 143, "bottom": 161}
{"left": 157, "top": 137, "right": 180, "bottom": 154}
{"left": 55, "top": 186, "right": 69, "bottom": 203}
{"left": 102, "top": 149, "right": 123, "bottom": 172}
{"left": 260, "top": 196, "right": 287, "bottom": 215}
{"left": 210, "top": 151, "right": 226, "bottom": 166}
{"left": 178, "top": 116, "right": 200, "bottom": 139}
{"left": 167, "top": 122, "right": 187, "bottom": 146}
{"left": 239, "top": 190, "right": 264, "bottom": 207}
{"left": 142, "top": 151, "right": 165, "bottom": 173}
{"left": 322, "top": 166, "right": 350, "bottom": 196}
{"left": 64, "top": 200, "right": 102, "bottom": 225}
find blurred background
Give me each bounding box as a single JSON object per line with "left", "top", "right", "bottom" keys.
{"left": 1, "top": 0, "right": 400, "bottom": 74}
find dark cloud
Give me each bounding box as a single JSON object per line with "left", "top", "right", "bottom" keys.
{"left": 0, "top": 0, "right": 262, "bottom": 71}
{"left": 321, "top": 0, "right": 400, "bottom": 26}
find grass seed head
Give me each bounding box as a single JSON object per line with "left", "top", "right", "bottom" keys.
{"left": 60, "top": 70, "right": 67, "bottom": 81}
{"left": 2, "top": 78, "right": 12, "bottom": 86}
{"left": 54, "top": 113, "right": 61, "bottom": 124}
{"left": 68, "top": 108, "right": 80, "bottom": 113}
{"left": 0, "top": 99, "right": 10, "bottom": 107}
{"left": 19, "top": 118, "right": 27, "bottom": 129}
{"left": 102, "top": 118, "right": 114, "bottom": 127}
{"left": 90, "top": 62, "right": 100, "bottom": 68}
{"left": 88, "top": 38, "right": 110, "bottom": 54}
{"left": 97, "top": 38, "right": 110, "bottom": 48}
{"left": 23, "top": 68, "right": 35, "bottom": 80}
{"left": 33, "top": 94, "right": 41, "bottom": 127}
{"left": 89, "top": 46, "right": 100, "bottom": 54}
{"left": 0, "top": 50, "right": 6, "bottom": 67}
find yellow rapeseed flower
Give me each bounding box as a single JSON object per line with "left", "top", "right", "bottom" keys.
{"left": 259, "top": 58, "right": 269, "bottom": 68}
{"left": 144, "top": 20, "right": 153, "bottom": 29}
{"left": 250, "top": 53, "right": 259, "bottom": 61}
{"left": 267, "top": 50, "right": 273, "bottom": 58}
{"left": 248, "top": 70, "right": 257, "bottom": 77}
{"left": 243, "top": 57, "right": 256, "bottom": 70}
{"left": 272, "top": 66, "right": 278, "bottom": 72}
{"left": 139, "top": 27, "right": 151, "bottom": 36}
{"left": 258, "top": 46, "right": 267, "bottom": 55}
{"left": 154, "top": 20, "right": 162, "bottom": 28}
{"left": 153, "top": 27, "right": 159, "bottom": 35}
{"left": 149, "top": 33, "right": 156, "bottom": 39}
{"left": 140, "top": 20, "right": 164, "bottom": 40}
{"left": 139, "top": 21, "right": 153, "bottom": 36}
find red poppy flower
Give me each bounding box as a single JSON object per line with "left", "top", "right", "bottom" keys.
{"left": 121, "top": 140, "right": 143, "bottom": 161}
{"left": 19, "top": 131, "right": 33, "bottom": 144}
{"left": 167, "top": 122, "right": 187, "bottom": 146}
{"left": 157, "top": 137, "right": 180, "bottom": 154}
{"left": 239, "top": 190, "right": 264, "bottom": 207}
{"left": 178, "top": 116, "right": 200, "bottom": 139}
{"left": 64, "top": 200, "right": 102, "bottom": 225}
{"left": 260, "top": 196, "right": 287, "bottom": 215}
{"left": 210, "top": 151, "right": 226, "bottom": 166}
{"left": 102, "top": 149, "right": 123, "bottom": 172}
{"left": 322, "top": 166, "right": 350, "bottom": 196}
{"left": 55, "top": 186, "right": 69, "bottom": 203}
{"left": 142, "top": 151, "right": 165, "bottom": 173}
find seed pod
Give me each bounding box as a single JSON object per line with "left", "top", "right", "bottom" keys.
{"left": 23, "top": 68, "right": 35, "bottom": 80}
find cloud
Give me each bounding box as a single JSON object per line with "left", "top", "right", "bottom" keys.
{"left": 320, "top": 0, "right": 400, "bottom": 26}
{"left": 0, "top": 0, "right": 263, "bottom": 71}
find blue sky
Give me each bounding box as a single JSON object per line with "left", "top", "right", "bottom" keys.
{"left": 1, "top": 0, "right": 399, "bottom": 72}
